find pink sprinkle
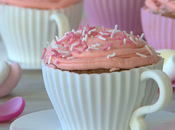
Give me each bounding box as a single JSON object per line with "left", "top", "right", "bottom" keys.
{"left": 91, "top": 31, "right": 98, "bottom": 36}
{"left": 68, "top": 38, "right": 76, "bottom": 44}
{"left": 61, "top": 35, "right": 71, "bottom": 42}
{"left": 89, "top": 26, "right": 96, "bottom": 30}
{"left": 102, "top": 43, "right": 113, "bottom": 51}
{"left": 120, "top": 32, "right": 126, "bottom": 38}
{"left": 70, "top": 32, "right": 75, "bottom": 39}
{"left": 86, "top": 25, "right": 90, "bottom": 32}
{"left": 102, "top": 26, "right": 107, "bottom": 33}
{"left": 119, "top": 41, "right": 123, "bottom": 45}
{"left": 55, "top": 39, "right": 60, "bottom": 44}
{"left": 65, "top": 46, "right": 69, "bottom": 50}
{"left": 108, "top": 43, "right": 113, "bottom": 46}
{"left": 78, "top": 25, "right": 82, "bottom": 30}
{"left": 83, "top": 41, "right": 88, "bottom": 51}
{"left": 102, "top": 45, "right": 108, "bottom": 51}
{"left": 51, "top": 54, "right": 57, "bottom": 57}
{"left": 73, "top": 48, "right": 81, "bottom": 54}
{"left": 126, "top": 39, "right": 136, "bottom": 46}
{"left": 41, "top": 47, "right": 47, "bottom": 59}
{"left": 74, "top": 39, "right": 82, "bottom": 48}
{"left": 51, "top": 49, "right": 59, "bottom": 55}
{"left": 56, "top": 61, "right": 59, "bottom": 64}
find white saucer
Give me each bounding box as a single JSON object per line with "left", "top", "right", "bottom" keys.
{"left": 10, "top": 109, "right": 175, "bottom": 130}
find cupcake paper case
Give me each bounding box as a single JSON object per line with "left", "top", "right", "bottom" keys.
{"left": 42, "top": 25, "right": 172, "bottom": 130}
{"left": 141, "top": 0, "right": 175, "bottom": 50}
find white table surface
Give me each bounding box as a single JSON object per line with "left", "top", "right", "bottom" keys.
{"left": 0, "top": 42, "right": 175, "bottom": 130}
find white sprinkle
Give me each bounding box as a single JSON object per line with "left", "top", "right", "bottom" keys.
{"left": 149, "top": 46, "right": 154, "bottom": 50}
{"left": 165, "top": 0, "right": 168, "bottom": 2}
{"left": 88, "top": 31, "right": 92, "bottom": 35}
{"left": 47, "top": 42, "right": 50, "bottom": 45}
{"left": 136, "top": 52, "right": 147, "bottom": 58}
{"left": 100, "top": 32, "right": 109, "bottom": 35}
{"left": 90, "top": 28, "right": 96, "bottom": 31}
{"left": 106, "top": 29, "right": 113, "bottom": 33}
{"left": 86, "top": 46, "right": 99, "bottom": 51}
{"left": 135, "top": 37, "right": 139, "bottom": 41}
{"left": 58, "top": 50, "right": 69, "bottom": 54}
{"left": 140, "top": 33, "right": 144, "bottom": 39}
{"left": 111, "top": 33, "right": 114, "bottom": 38}
{"left": 107, "top": 52, "right": 116, "bottom": 59}
{"left": 57, "top": 35, "right": 66, "bottom": 42}
{"left": 77, "top": 30, "right": 82, "bottom": 33}
{"left": 55, "top": 36, "right": 59, "bottom": 41}
{"left": 91, "top": 36, "right": 94, "bottom": 38}
{"left": 48, "top": 55, "right": 52, "bottom": 64}
{"left": 82, "top": 27, "right": 86, "bottom": 36}
{"left": 52, "top": 44, "right": 64, "bottom": 49}
{"left": 67, "top": 56, "right": 74, "bottom": 60}
{"left": 82, "top": 37, "right": 85, "bottom": 42}
{"left": 96, "top": 43, "right": 101, "bottom": 46}
{"left": 129, "top": 37, "right": 138, "bottom": 45}
{"left": 62, "top": 53, "right": 70, "bottom": 58}
{"left": 99, "top": 36, "right": 106, "bottom": 41}
{"left": 91, "top": 45, "right": 96, "bottom": 47}
{"left": 108, "top": 46, "right": 111, "bottom": 50}
{"left": 123, "top": 38, "right": 126, "bottom": 44}
{"left": 114, "top": 24, "right": 118, "bottom": 30}
{"left": 130, "top": 31, "right": 133, "bottom": 35}
{"left": 71, "top": 43, "right": 79, "bottom": 51}
{"left": 145, "top": 45, "right": 153, "bottom": 55}
{"left": 85, "top": 34, "right": 88, "bottom": 42}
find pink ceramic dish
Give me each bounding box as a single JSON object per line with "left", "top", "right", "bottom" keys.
{"left": 141, "top": 7, "right": 175, "bottom": 50}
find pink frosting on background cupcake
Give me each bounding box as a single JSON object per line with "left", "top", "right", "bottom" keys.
{"left": 145, "top": 0, "right": 175, "bottom": 13}
{"left": 0, "top": 0, "right": 82, "bottom": 10}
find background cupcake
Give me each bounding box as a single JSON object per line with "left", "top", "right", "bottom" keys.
{"left": 84, "top": 0, "right": 145, "bottom": 35}
{"left": 42, "top": 25, "right": 172, "bottom": 130}
{"left": 0, "top": 0, "right": 83, "bottom": 67}
{"left": 141, "top": 0, "right": 175, "bottom": 50}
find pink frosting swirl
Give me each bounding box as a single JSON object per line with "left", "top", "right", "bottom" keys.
{"left": 42, "top": 25, "right": 161, "bottom": 71}
{"left": 145, "top": 0, "right": 175, "bottom": 13}
{"left": 0, "top": 0, "right": 82, "bottom": 10}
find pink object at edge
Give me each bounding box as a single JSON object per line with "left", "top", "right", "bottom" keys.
{"left": 0, "top": 97, "right": 25, "bottom": 122}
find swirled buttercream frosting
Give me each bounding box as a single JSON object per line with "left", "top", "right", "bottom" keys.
{"left": 145, "top": 0, "right": 175, "bottom": 14}
{"left": 0, "top": 0, "right": 82, "bottom": 10}
{"left": 42, "top": 25, "right": 161, "bottom": 72}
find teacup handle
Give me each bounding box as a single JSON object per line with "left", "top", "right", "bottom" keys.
{"left": 50, "top": 13, "right": 70, "bottom": 38}
{"left": 129, "top": 70, "right": 172, "bottom": 130}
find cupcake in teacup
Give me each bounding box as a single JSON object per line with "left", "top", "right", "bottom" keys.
{"left": 0, "top": 0, "right": 83, "bottom": 67}
{"left": 42, "top": 25, "right": 172, "bottom": 130}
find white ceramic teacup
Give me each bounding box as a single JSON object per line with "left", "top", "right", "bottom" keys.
{"left": 42, "top": 59, "right": 172, "bottom": 130}
{"left": 0, "top": 1, "right": 83, "bottom": 67}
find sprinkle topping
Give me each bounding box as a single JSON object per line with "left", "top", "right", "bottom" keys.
{"left": 42, "top": 25, "right": 161, "bottom": 71}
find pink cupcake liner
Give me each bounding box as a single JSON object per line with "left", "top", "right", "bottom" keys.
{"left": 84, "top": 0, "right": 145, "bottom": 35}
{"left": 141, "top": 7, "right": 175, "bottom": 50}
